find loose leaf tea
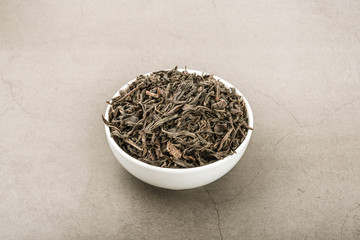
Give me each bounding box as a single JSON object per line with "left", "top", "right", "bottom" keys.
{"left": 102, "top": 67, "right": 252, "bottom": 168}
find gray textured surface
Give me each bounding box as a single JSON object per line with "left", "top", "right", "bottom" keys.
{"left": 1, "top": 0, "right": 360, "bottom": 239}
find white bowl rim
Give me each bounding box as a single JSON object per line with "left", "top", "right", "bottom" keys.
{"left": 104, "top": 69, "right": 253, "bottom": 174}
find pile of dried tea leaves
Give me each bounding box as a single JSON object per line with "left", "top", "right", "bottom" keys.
{"left": 102, "top": 67, "right": 252, "bottom": 168}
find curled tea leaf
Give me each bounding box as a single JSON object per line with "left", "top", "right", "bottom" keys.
{"left": 167, "top": 142, "right": 182, "bottom": 159}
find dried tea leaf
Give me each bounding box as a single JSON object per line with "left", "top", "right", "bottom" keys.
{"left": 212, "top": 98, "right": 227, "bottom": 110}
{"left": 214, "top": 124, "right": 228, "bottom": 133}
{"left": 146, "top": 90, "right": 160, "bottom": 98}
{"left": 124, "top": 139, "right": 143, "bottom": 151}
{"left": 218, "top": 128, "right": 233, "bottom": 151}
{"left": 166, "top": 142, "right": 182, "bottom": 159}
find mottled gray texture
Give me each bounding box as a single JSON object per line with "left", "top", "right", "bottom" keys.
{"left": 1, "top": 0, "right": 360, "bottom": 239}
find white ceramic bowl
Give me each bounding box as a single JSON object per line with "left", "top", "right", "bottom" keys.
{"left": 104, "top": 69, "right": 253, "bottom": 190}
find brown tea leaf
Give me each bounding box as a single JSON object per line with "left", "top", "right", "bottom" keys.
{"left": 166, "top": 142, "right": 182, "bottom": 159}
{"left": 214, "top": 124, "right": 228, "bottom": 133}
{"left": 146, "top": 90, "right": 160, "bottom": 98}
{"left": 173, "top": 159, "right": 194, "bottom": 168}
{"left": 218, "top": 128, "right": 234, "bottom": 151}
{"left": 124, "top": 139, "right": 143, "bottom": 151}
{"left": 212, "top": 98, "right": 227, "bottom": 110}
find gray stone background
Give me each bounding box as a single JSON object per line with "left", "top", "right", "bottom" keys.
{"left": 1, "top": 0, "right": 360, "bottom": 239}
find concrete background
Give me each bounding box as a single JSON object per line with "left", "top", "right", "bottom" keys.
{"left": 1, "top": 0, "right": 360, "bottom": 239}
